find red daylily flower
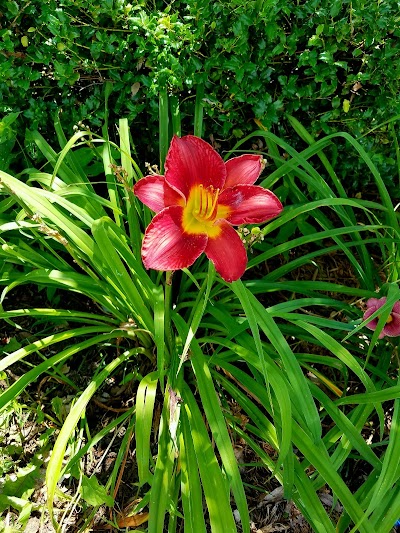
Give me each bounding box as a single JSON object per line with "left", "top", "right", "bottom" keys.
{"left": 134, "top": 135, "right": 283, "bottom": 282}
{"left": 363, "top": 297, "right": 400, "bottom": 338}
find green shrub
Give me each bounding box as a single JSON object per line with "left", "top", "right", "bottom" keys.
{"left": 0, "top": 112, "right": 19, "bottom": 172}
{"left": 1, "top": 0, "right": 400, "bottom": 192}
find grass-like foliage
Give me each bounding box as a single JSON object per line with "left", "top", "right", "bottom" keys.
{"left": 1, "top": 95, "right": 400, "bottom": 532}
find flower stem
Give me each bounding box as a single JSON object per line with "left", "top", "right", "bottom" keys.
{"left": 164, "top": 270, "right": 175, "bottom": 357}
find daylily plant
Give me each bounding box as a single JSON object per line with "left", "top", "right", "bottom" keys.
{"left": 363, "top": 297, "right": 400, "bottom": 338}
{"left": 134, "top": 135, "right": 283, "bottom": 282}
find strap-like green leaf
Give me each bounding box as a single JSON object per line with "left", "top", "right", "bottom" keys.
{"left": 136, "top": 372, "right": 159, "bottom": 486}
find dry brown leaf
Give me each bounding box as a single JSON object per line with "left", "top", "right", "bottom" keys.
{"left": 117, "top": 512, "right": 149, "bottom": 528}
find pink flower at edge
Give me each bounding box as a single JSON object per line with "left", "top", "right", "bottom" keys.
{"left": 134, "top": 135, "right": 283, "bottom": 282}
{"left": 363, "top": 297, "right": 400, "bottom": 338}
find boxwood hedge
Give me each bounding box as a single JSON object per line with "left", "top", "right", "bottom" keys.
{"left": 1, "top": 0, "right": 400, "bottom": 193}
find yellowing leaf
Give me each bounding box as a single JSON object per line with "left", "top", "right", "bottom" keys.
{"left": 130, "top": 82, "right": 141, "bottom": 97}
{"left": 342, "top": 99, "right": 350, "bottom": 113}
{"left": 21, "top": 36, "right": 29, "bottom": 47}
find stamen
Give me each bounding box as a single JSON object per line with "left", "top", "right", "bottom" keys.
{"left": 202, "top": 186, "right": 208, "bottom": 217}
{"left": 191, "top": 184, "right": 220, "bottom": 223}
{"left": 204, "top": 186, "right": 212, "bottom": 218}
{"left": 204, "top": 187, "right": 220, "bottom": 221}
{"left": 194, "top": 184, "right": 203, "bottom": 215}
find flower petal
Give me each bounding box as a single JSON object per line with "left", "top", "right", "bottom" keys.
{"left": 364, "top": 304, "right": 382, "bottom": 336}
{"left": 164, "top": 135, "right": 226, "bottom": 198}
{"left": 363, "top": 308, "right": 379, "bottom": 322}
{"left": 393, "top": 301, "right": 400, "bottom": 314}
{"left": 364, "top": 316, "right": 379, "bottom": 332}
{"left": 363, "top": 297, "right": 400, "bottom": 338}
{"left": 204, "top": 221, "right": 247, "bottom": 282}
{"left": 365, "top": 297, "right": 386, "bottom": 312}
{"left": 383, "top": 312, "right": 400, "bottom": 337}
{"left": 141, "top": 206, "right": 207, "bottom": 271}
{"left": 134, "top": 175, "right": 184, "bottom": 212}
{"left": 219, "top": 185, "right": 283, "bottom": 225}
{"left": 363, "top": 299, "right": 383, "bottom": 330}
{"left": 224, "top": 154, "right": 264, "bottom": 188}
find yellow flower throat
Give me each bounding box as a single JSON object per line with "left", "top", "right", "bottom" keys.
{"left": 193, "top": 184, "right": 219, "bottom": 222}
{"left": 182, "top": 184, "right": 228, "bottom": 237}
